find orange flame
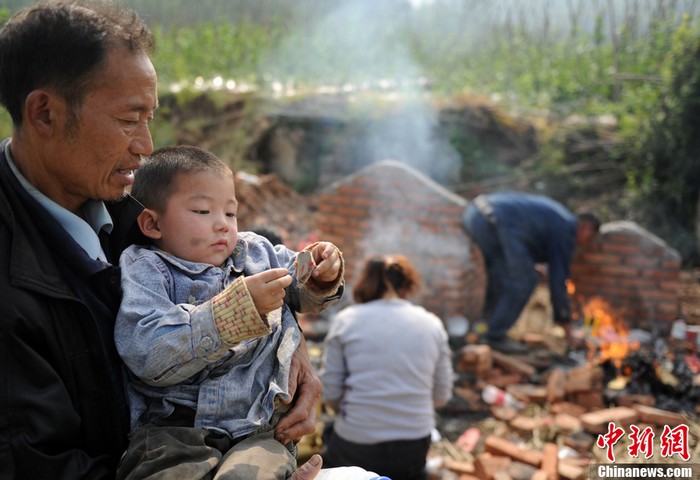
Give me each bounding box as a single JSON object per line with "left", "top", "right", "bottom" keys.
{"left": 566, "top": 279, "right": 575, "bottom": 296}
{"left": 581, "top": 297, "right": 639, "bottom": 368}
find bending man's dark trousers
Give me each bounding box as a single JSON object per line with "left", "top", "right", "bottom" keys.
{"left": 463, "top": 205, "right": 538, "bottom": 341}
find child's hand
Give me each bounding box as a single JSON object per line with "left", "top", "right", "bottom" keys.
{"left": 308, "top": 242, "right": 342, "bottom": 284}
{"left": 244, "top": 268, "right": 292, "bottom": 315}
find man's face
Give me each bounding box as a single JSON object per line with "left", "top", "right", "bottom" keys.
{"left": 577, "top": 221, "right": 598, "bottom": 246}
{"left": 44, "top": 47, "right": 158, "bottom": 213}
{"left": 150, "top": 169, "right": 239, "bottom": 267}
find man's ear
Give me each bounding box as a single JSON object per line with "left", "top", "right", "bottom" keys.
{"left": 137, "top": 208, "right": 162, "bottom": 240}
{"left": 24, "top": 90, "right": 61, "bottom": 135}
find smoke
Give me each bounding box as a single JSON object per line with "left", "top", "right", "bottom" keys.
{"left": 260, "top": 0, "right": 462, "bottom": 184}
{"left": 260, "top": 2, "right": 471, "bottom": 312}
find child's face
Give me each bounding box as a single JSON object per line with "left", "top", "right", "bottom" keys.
{"left": 153, "top": 169, "right": 238, "bottom": 266}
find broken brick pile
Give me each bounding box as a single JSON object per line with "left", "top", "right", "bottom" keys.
{"left": 234, "top": 171, "right": 319, "bottom": 250}
{"left": 433, "top": 334, "right": 699, "bottom": 480}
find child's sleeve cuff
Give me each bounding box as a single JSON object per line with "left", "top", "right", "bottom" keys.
{"left": 212, "top": 276, "right": 271, "bottom": 344}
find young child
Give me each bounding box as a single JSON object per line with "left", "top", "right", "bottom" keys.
{"left": 114, "top": 145, "right": 345, "bottom": 479}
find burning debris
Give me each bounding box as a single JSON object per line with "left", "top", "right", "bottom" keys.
{"left": 424, "top": 285, "right": 700, "bottom": 480}
{"left": 572, "top": 291, "right": 700, "bottom": 413}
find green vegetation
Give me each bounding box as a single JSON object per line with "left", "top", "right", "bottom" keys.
{"left": 624, "top": 18, "right": 700, "bottom": 264}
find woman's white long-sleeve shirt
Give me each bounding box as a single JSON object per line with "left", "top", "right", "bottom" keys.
{"left": 320, "top": 298, "right": 453, "bottom": 444}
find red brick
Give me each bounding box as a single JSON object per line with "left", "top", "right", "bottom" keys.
{"left": 612, "top": 277, "right": 656, "bottom": 289}
{"left": 601, "top": 243, "right": 643, "bottom": 255}
{"left": 484, "top": 435, "right": 543, "bottom": 467}
{"left": 644, "top": 290, "right": 681, "bottom": 301}
{"left": 330, "top": 205, "right": 368, "bottom": 219}
{"left": 622, "top": 256, "right": 662, "bottom": 268}
{"left": 541, "top": 443, "right": 559, "bottom": 480}
{"left": 570, "top": 264, "right": 599, "bottom": 276}
{"left": 633, "top": 404, "right": 685, "bottom": 426}
{"left": 647, "top": 270, "right": 681, "bottom": 280}
{"left": 581, "top": 252, "right": 622, "bottom": 264}
{"left": 655, "top": 314, "right": 677, "bottom": 325}
{"left": 334, "top": 184, "right": 367, "bottom": 196}
{"left": 658, "top": 280, "right": 680, "bottom": 292}
{"left": 662, "top": 258, "right": 682, "bottom": 269}
{"left": 580, "top": 407, "right": 638, "bottom": 434}
{"left": 598, "top": 265, "right": 641, "bottom": 276}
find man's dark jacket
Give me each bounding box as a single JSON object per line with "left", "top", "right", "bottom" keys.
{"left": 0, "top": 139, "right": 143, "bottom": 479}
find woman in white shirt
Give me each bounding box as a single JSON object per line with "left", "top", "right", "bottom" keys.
{"left": 320, "top": 255, "right": 454, "bottom": 480}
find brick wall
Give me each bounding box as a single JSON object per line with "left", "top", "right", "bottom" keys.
{"left": 316, "top": 160, "right": 486, "bottom": 321}
{"left": 570, "top": 221, "right": 681, "bottom": 334}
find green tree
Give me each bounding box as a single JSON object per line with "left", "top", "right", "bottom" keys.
{"left": 626, "top": 18, "right": 700, "bottom": 264}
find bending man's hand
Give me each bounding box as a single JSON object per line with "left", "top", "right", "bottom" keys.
{"left": 274, "top": 336, "right": 322, "bottom": 444}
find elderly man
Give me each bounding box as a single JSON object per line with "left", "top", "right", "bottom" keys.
{"left": 0, "top": 2, "right": 334, "bottom": 478}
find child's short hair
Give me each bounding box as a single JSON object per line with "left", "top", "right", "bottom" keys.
{"left": 132, "top": 145, "right": 231, "bottom": 211}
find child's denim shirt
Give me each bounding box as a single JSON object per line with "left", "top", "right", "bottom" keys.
{"left": 115, "top": 231, "right": 343, "bottom": 438}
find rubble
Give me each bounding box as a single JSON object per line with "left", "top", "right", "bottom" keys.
{"left": 425, "top": 285, "right": 700, "bottom": 480}
{"left": 296, "top": 280, "right": 700, "bottom": 479}
{"left": 226, "top": 169, "right": 700, "bottom": 479}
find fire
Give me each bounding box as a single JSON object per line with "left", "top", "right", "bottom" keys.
{"left": 580, "top": 297, "right": 640, "bottom": 369}
{"left": 566, "top": 279, "right": 575, "bottom": 296}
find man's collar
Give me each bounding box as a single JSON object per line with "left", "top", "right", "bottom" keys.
{"left": 4, "top": 140, "right": 113, "bottom": 261}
